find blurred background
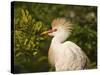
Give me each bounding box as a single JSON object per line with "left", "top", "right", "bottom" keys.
{"left": 12, "top": 1, "right": 97, "bottom": 73}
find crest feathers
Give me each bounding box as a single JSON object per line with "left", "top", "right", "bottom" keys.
{"left": 51, "top": 18, "right": 73, "bottom": 30}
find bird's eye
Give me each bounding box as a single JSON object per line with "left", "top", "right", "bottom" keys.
{"left": 54, "top": 29, "right": 57, "bottom": 31}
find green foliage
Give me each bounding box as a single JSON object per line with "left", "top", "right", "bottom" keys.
{"left": 13, "top": 2, "right": 97, "bottom": 73}
{"left": 14, "top": 7, "right": 51, "bottom": 73}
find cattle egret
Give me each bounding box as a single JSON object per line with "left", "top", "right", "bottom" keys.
{"left": 41, "top": 18, "right": 90, "bottom": 71}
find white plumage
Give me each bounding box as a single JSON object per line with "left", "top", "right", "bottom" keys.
{"left": 41, "top": 18, "right": 89, "bottom": 71}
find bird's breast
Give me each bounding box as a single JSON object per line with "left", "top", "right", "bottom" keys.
{"left": 48, "top": 45, "right": 64, "bottom": 67}
{"left": 48, "top": 47, "right": 55, "bottom": 66}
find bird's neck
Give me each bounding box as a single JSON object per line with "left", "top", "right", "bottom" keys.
{"left": 50, "top": 31, "right": 70, "bottom": 49}
{"left": 52, "top": 37, "right": 61, "bottom": 45}
{"left": 50, "top": 36, "right": 66, "bottom": 48}
{"left": 50, "top": 37, "right": 61, "bottom": 51}
{"left": 53, "top": 31, "right": 70, "bottom": 43}
{"left": 52, "top": 37, "right": 63, "bottom": 44}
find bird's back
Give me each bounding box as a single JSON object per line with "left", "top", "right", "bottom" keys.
{"left": 62, "top": 41, "right": 89, "bottom": 70}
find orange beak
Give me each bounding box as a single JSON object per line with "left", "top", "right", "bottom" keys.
{"left": 41, "top": 29, "right": 57, "bottom": 35}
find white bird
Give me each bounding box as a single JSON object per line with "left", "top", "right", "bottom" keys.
{"left": 41, "top": 18, "right": 90, "bottom": 71}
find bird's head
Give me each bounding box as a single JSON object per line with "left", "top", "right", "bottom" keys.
{"left": 41, "top": 18, "right": 73, "bottom": 41}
